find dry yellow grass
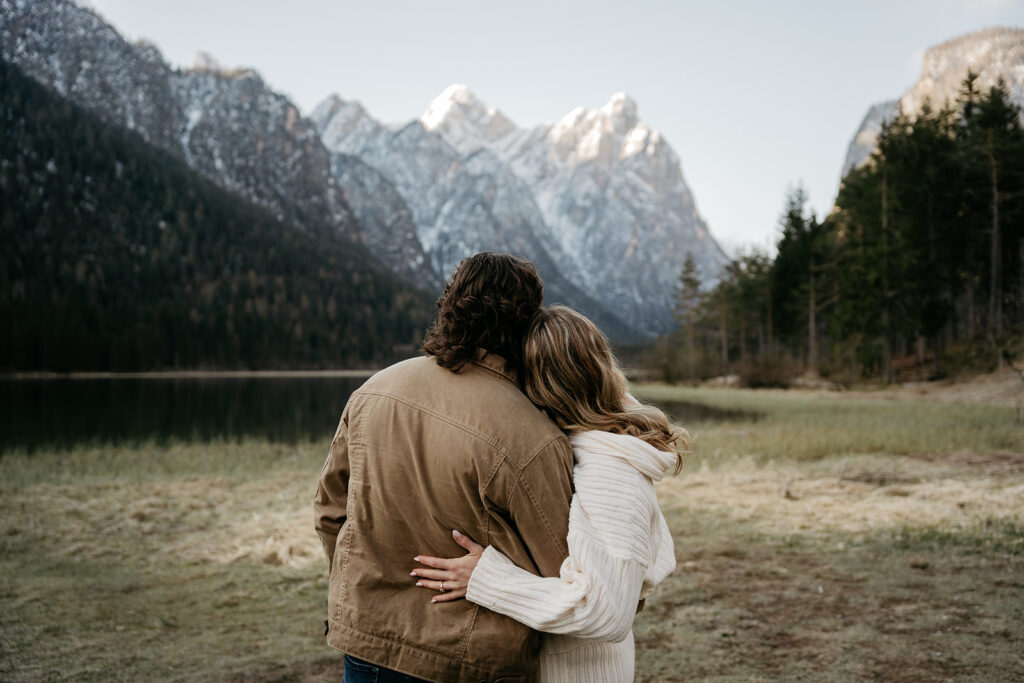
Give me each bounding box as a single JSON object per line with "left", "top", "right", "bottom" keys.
{"left": 659, "top": 452, "right": 1024, "bottom": 538}
{"left": 1, "top": 386, "right": 1022, "bottom": 681}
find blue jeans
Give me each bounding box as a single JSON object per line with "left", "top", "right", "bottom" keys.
{"left": 343, "top": 654, "right": 431, "bottom": 683}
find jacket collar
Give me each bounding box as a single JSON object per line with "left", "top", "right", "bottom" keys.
{"left": 470, "top": 349, "right": 518, "bottom": 385}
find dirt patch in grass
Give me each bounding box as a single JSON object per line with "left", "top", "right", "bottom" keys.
{"left": 635, "top": 511, "right": 1023, "bottom": 681}
{"left": 634, "top": 446, "right": 1024, "bottom": 681}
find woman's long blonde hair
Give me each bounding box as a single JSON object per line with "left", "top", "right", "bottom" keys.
{"left": 523, "top": 306, "right": 688, "bottom": 473}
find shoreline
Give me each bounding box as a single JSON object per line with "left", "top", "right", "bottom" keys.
{"left": 1, "top": 369, "right": 379, "bottom": 380}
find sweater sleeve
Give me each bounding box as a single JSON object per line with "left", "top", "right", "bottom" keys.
{"left": 466, "top": 520, "right": 647, "bottom": 643}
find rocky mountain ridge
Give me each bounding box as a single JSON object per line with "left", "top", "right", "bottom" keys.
{"left": 842, "top": 27, "right": 1024, "bottom": 178}
{"left": 1, "top": 0, "right": 729, "bottom": 338}
{"left": 0, "top": 0, "right": 360, "bottom": 245}
{"left": 316, "top": 85, "right": 728, "bottom": 335}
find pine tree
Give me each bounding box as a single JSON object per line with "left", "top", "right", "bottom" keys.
{"left": 674, "top": 254, "right": 702, "bottom": 382}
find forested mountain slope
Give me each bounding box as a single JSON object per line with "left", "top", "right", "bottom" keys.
{"left": 0, "top": 60, "right": 433, "bottom": 371}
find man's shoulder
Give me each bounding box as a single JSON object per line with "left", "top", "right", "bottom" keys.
{"left": 361, "top": 355, "right": 434, "bottom": 383}
{"left": 354, "top": 355, "right": 566, "bottom": 455}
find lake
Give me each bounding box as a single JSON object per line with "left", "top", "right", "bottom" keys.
{"left": 0, "top": 375, "right": 756, "bottom": 453}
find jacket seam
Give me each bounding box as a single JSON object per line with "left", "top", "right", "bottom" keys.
{"left": 523, "top": 433, "right": 570, "bottom": 468}
{"left": 511, "top": 435, "right": 573, "bottom": 555}
{"left": 457, "top": 505, "right": 491, "bottom": 661}
{"left": 481, "top": 452, "right": 506, "bottom": 494}
{"left": 513, "top": 470, "right": 565, "bottom": 556}
{"left": 354, "top": 389, "right": 511, "bottom": 457}
{"left": 502, "top": 433, "right": 570, "bottom": 514}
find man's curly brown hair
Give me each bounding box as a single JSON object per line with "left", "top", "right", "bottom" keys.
{"left": 422, "top": 252, "right": 543, "bottom": 375}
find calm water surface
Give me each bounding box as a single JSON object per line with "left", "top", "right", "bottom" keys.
{"left": 0, "top": 378, "right": 757, "bottom": 453}
{"left": 0, "top": 377, "right": 366, "bottom": 452}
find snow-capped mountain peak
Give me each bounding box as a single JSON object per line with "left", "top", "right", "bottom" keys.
{"left": 546, "top": 92, "right": 646, "bottom": 164}
{"left": 421, "top": 83, "right": 517, "bottom": 154}
{"left": 314, "top": 82, "right": 728, "bottom": 336}
{"left": 421, "top": 83, "right": 480, "bottom": 121}
{"left": 600, "top": 91, "right": 638, "bottom": 133}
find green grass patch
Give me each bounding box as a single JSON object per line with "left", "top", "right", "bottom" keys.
{"left": 632, "top": 384, "right": 1022, "bottom": 465}
{"left": 885, "top": 519, "right": 1024, "bottom": 556}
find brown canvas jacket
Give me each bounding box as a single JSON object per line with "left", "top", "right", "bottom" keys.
{"left": 314, "top": 353, "right": 575, "bottom": 683}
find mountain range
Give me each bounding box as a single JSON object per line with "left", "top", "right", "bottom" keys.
{"left": 0, "top": 0, "right": 728, "bottom": 339}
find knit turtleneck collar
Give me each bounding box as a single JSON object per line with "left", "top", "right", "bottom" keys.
{"left": 568, "top": 429, "right": 677, "bottom": 481}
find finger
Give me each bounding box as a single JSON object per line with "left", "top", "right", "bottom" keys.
{"left": 410, "top": 568, "right": 452, "bottom": 581}
{"left": 452, "top": 530, "right": 484, "bottom": 554}
{"left": 415, "top": 578, "right": 465, "bottom": 592}
{"left": 413, "top": 555, "right": 453, "bottom": 570}
{"left": 431, "top": 588, "right": 467, "bottom": 603}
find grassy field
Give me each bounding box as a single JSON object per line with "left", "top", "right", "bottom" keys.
{"left": 631, "top": 386, "right": 1024, "bottom": 681}
{"left": 1, "top": 386, "right": 1022, "bottom": 681}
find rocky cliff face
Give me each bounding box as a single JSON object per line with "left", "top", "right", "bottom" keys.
{"left": 489, "top": 91, "right": 727, "bottom": 334}
{"left": 842, "top": 27, "right": 1024, "bottom": 178}
{"left": 841, "top": 100, "right": 899, "bottom": 178}
{"left": 311, "top": 95, "right": 639, "bottom": 339}
{"left": 315, "top": 85, "right": 728, "bottom": 335}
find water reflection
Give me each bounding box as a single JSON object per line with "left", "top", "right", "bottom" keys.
{"left": 0, "top": 377, "right": 367, "bottom": 453}
{"left": 0, "top": 379, "right": 760, "bottom": 453}
{"left": 646, "top": 399, "right": 761, "bottom": 425}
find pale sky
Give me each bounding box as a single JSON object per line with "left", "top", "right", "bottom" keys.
{"left": 85, "top": 0, "right": 1023, "bottom": 256}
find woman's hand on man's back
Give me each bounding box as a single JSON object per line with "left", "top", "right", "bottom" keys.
{"left": 411, "top": 529, "right": 484, "bottom": 603}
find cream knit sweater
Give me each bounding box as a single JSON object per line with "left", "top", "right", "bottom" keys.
{"left": 466, "top": 429, "right": 677, "bottom": 682}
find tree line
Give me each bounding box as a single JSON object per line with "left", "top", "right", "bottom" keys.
{"left": 651, "top": 74, "right": 1024, "bottom": 385}
{"left": 0, "top": 59, "right": 434, "bottom": 372}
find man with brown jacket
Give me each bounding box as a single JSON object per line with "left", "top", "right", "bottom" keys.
{"left": 314, "top": 253, "right": 574, "bottom": 682}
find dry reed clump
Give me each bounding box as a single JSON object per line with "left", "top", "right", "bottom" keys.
{"left": 657, "top": 451, "right": 1024, "bottom": 539}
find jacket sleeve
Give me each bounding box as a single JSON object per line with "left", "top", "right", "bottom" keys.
{"left": 313, "top": 405, "right": 350, "bottom": 573}
{"left": 505, "top": 436, "right": 575, "bottom": 578}
{"left": 465, "top": 516, "right": 647, "bottom": 643}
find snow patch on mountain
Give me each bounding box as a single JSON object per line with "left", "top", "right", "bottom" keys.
{"left": 420, "top": 84, "right": 517, "bottom": 155}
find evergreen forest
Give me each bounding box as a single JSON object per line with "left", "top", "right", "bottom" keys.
{"left": 654, "top": 74, "right": 1024, "bottom": 385}
{"left": 0, "top": 60, "right": 434, "bottom": 372}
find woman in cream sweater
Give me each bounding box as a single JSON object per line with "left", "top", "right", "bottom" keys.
{"left": 411, "top": 305, "right": 687, "bottom": 682}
